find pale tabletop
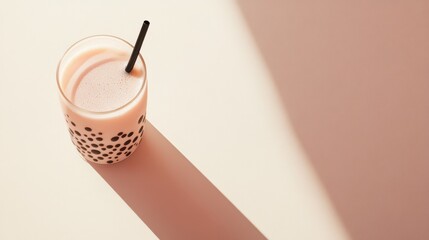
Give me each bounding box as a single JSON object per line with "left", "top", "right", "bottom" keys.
{"left": 1, "top": 1, "right": 428, "bottom": 240}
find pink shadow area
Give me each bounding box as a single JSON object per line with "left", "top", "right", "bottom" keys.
{"left": 89, "top": 121, "right": 266, "bottom": 240}
{"left": 237, "top": 1, "right": 429, "bottom": 240}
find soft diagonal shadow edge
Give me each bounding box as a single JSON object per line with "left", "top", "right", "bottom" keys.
{"left": 235, "top": 1, "right": 429, "bottom": 240}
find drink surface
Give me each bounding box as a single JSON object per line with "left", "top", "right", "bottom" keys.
{"left": 61, "top": 48, "right": 144, "bottom": 112}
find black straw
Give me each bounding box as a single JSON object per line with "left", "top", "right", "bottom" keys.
{"left": 125, "top": 20, "right": 150, "bottom": 73}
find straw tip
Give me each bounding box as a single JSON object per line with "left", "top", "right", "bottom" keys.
{"left": 144, "top": 20, "right": 150, "bottom": 25}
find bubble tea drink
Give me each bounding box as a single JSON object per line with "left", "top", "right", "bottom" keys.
{"left": 57, "top": 25, "right": 149, "bottom": 164}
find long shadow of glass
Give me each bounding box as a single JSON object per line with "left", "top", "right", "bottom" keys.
{"left": 89, "top": 121, "right": 266, "bottom": 240}
{"left": 236, "top": 1, "right": 429, "bottom": 240}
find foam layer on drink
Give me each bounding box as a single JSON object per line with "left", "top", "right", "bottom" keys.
{"left": 61, "top": 48, "right": 144, "bottom": 112}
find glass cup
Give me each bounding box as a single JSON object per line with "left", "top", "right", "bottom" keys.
{"left": 56, "top": 35, "right": 147, "bottom": 164}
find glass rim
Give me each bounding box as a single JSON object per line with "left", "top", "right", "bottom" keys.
{"left": 56, "top": 34, "right": 147, "bottom": 115}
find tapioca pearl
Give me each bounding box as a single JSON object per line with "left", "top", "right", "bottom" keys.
{"left": 99, "top": 143, "right": 104, "bottom": 147}
{"left": 77, "top": 141, "right": 83, "bottom": 146}
{"left": 85, "top": 127, "right": 92, "bottom": 132}
{"left": 111, "top": 136, "right": 119, "bottom": 142}
{"left": 91, "top": 133, "right": 96, "bottom": 137}
{"left": 106, "top": 145, "right": 113, "bottom": 149}
{"left": 107, "top": 160, "right": 113, "bottom": 164}
{"left": 102, "top": 153, "right": 108, "bottom": 157}
{"left": 113, "top": 148, "right": 117, "bottom": 151}
{"left": 115, "top": 144, "right": 121, "bottom": 148}
{"left": 127, "top": 132, "right": 134, "bottom": 137}
{"left": 96, "top": 137, "right": 103, "bottom": 141}
{"left": 109, "top": 151, "right": 113, "bottom": 154}
{"left": 81, "top": 139, "right": 86, "bottom": 143}
{"left": 88, "top": 137, "right": 93, "bottom": 141}
{"left": 101, "top": 148, "right": 106, "bottom": 151}
{"left": 132, "top": 136, "right": 138, "bottom": 143}
{"left": 128, "top": 145, "right": 133, "bottom": 150}
{"left": 124, "top": 140, "right": 131, "bottom": 146}
{"left": 138, "top": 115, "right": 144, "bottom": 124}
{"left": 74, "top": 137, "right": 79, "bottom": 141}
{"left": 85, "top": 144, "right": 90, "bottom": 148}
{"left": 69, "top": 128, "right": 74, "bottom": 135}
{"left": 81, "top": 146, "right": 87, "bottom": 151}
{"left": 126, "top": 152, "right": 131, "bottom": 157}
{"left": 71, "top": 121, "right": 76, "bottom": 127}
{"left": 91, "top": 149, "right": 101, "bottom": 155}
{"left": 108, "top": 156, "right": 112, "bottom": 159}
{"left": 88, "top": 154, "right": 93, "bottom": 158}
{"left": 97, "top": 156, "right": 104, "bottom": 160}
{"left": 66, "top": 114, "right": 69, "bottom": 118}
{"left": 116, "top": 152, "right": 122, "bottom": 155}
{"left": 121, "top": 134, "right": 127, "bottom": 138}
{"left": 98, "top": 132, "right": 102, "bottom": 135}
{"left": 117, "top": 132, "right": 123, "bottom": 136}
{"left": 138, "top": 126, "right": 143, "bottom": 133}
{"left": 93, "top": 159, "right": 98, "bottom": 162}
{"left": 114, "top": 156, "right": 118, "bottom": 159}
{"left": 75, "top": 130, "right": 81, "bottom": 136}
{"left": 120, "top": 147, "right": 126, "bottom": 151}
{"left": 91, "top": 143, "right": 98, "bottom": 148}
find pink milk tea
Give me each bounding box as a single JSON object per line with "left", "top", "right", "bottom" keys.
{"left": 57, "top": 36, "right": 147, "bottom": 164}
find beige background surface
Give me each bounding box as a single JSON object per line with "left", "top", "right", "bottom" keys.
{"left": 3, "top": 0, "right": 427, "bottom": 239}
{"left": 0, "top": 0, "right": 346, "bottom": 239}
